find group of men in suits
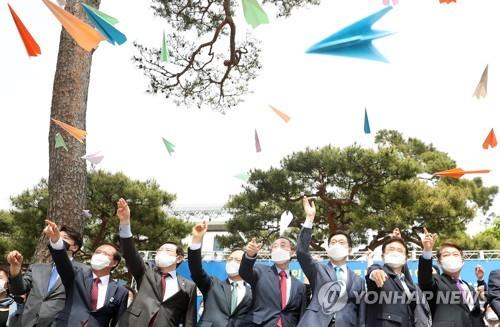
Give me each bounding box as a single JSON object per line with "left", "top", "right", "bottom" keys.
{"left": 2, "top": 195, "right": 500, "bottom": 327}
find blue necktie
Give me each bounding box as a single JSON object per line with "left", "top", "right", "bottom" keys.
{"left": 47, "top": 265, "right": 59, "bottom": 292}
{"left": 334, "top": 266, "right": 343, "bottom": 282}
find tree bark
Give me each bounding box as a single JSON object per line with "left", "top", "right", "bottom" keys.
{"left": 32, "top": 0, "right": 101, "bottom": 262}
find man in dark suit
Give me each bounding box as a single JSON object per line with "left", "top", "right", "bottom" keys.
{"left": 188, "top": 221, "right": 253, "bottom": 327}
{"left": 366, "top": 236, "right": 431, "bottom": 327}
{"left": 297, "top": 196, "right": 365, "bottom": 327}
{"left": 7, "top": 225, "right": 87, "bottom": 327}
{"left": 115, "top": 198, "right": 197, "bottom": 327}
{"left": 418, "top": 228, "right": 485, "bottom": 327}
{"left": 487, "top": 269, "right": 500, "bottom": 318}
{"left": 239, "top": 229, "right": 307, "bottom": 327}
{"left": 44, "top": 219, "right": 128, "bottom": 327}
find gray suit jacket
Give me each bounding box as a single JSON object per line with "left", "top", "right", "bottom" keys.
{"left": 296, "top": 227, "right": 366, "bottom": 327}
{"left": 9, "top": 260, "right": 88, "bottom": 327}
{"left": 487, "top": 269, "right": 500, "bottom": 317}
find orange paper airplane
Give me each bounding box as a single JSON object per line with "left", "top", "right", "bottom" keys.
{"left": 52, "top": 119, "right": 87, "bottom": 143}
{"left": 434, "top": 168, "right": 490, "bottom": 179}
{"left": 8, "top": 4, "right": 41, "bottom": 57}
{"left": 482, "top": 128, "right": 497, "bottom": 149}
{"left": 269, "top": 105, "right": 290, "bottom": 123}
{"left": 439, "top": 0, "right": 456, "bottom": 3}
{"left": 42, "top": 0, "right": 104, "bottom": 52}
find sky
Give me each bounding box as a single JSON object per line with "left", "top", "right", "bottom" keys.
{"left": 1, "top": 0, "right": 499, "bottom": 235}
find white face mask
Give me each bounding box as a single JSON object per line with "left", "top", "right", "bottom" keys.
{"left": 384, "top": 252, "right": 406, "bottom": 269}
{"left": 440, "top": 256, "right": 463, "bottom": 273}
{"left": 155, "top": 252, "right": 177, "bottom": 268}
{"left": 271, "top": 247, "right": 291, "bottom": 264}
{"left": 225, "top": 261, "right": 240, "bottom": 277}
{"left": 91, "top": 253, "right": 111, "bottom": 271}
{"left": 327, "top": 244, "right": 349, "bottom": 261}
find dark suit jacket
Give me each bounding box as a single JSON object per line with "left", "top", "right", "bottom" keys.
{"left": 487, "top": 269, "right": 500, "bottom": 317}
{"left": 366, "top": 264, "right": 421, "bottom": 327}
{"left": 418, "top": 257, "right": 485, "bottom": 327}
{"left": 188, "top": 247, "right": 252, "bottom": 327}
{"left": 118, "top": 236, "right": 197, "bottom": 327}
{"left": 296, "top": 227, "right": 366, "bottom": 327}
{"left": 238, "top": 253, "right": 306, "bottom": 327}
{"left": 48, "top": 245, "right": 128, "bottom": 327}
{"left": 9, "top": 260, "right": 89, "bottom": 327}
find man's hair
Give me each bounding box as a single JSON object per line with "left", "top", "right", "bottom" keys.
{"left": 0, "top": 267, "right": 8, "bottom": 277}
{"left": 437, "top": 242, "right": 463, "bottom": 260}
{"left": 273, "top": 237, "right": 296, "bottom": 250}
{"left": 159, "top": 242, "right": 184, "bottom": 257}
{"left": 99, "top": 243, "right": 122, "bottom": 271}
{"left": 382, "top": 237, "right": 408, "bottom": 255}
{"left": 230, "top": 247, "right": 244, "bottom": 254}
{"left": 328, "top": 231, "right": 352, "bottom": 248}
{"left": 60, "top": 225, "right": 83, "bottom": 252}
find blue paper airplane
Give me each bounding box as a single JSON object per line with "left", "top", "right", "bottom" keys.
{"left": 364, "top": 108, "right": 371, "bottom": 134}
{"left": 306, "top": 7, "right": 393, "bottom": 62}
{"left": 81, "top": 3, "right": 126, "bottom": 45}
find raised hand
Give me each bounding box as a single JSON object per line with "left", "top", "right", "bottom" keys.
{"left": 303, "top": 196, "right": 316, "bottom": 222}
{"left": 192, "top": 221, "right": 208, "bottom": 243}
{"left": 475, "top": 265, "right": 485, "bottom": 280}
{"left": 7, "top": 250, "right": 23, "bottom": 277}
{"left": 391, "top": 228, "right": 401, "bottom": 238}
{"left": 371, "top": 269, "right": 389, "bottom": 288}
{"left": 421, "top": 227, "right": 438, "bottom": 252}
{"left": 44, "top": 219, "right": 61, "bottom": 243}
{"left": 116, "top": 198, "right": 131, "bottom": 224}
{"left": 246, "top": 238, "right": 261, "bottom": 257}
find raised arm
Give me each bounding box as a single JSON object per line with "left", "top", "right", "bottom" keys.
{"left": 7, "top": 251, "right": 32, "bottom": 296}
{"left": 417, "top": 228, "right": 438, "bottom": 293}
{"left": 297, "top": 196, "right": 318, "bottom": 287}
{"left": 44, "top": 220, "right": 75, "bottom": 290}
{"left": 188, "top": 221, "right": 212, "bottom": 295}
{"left": 116, "top": 198, "right": 146, "bottom": 285}
{"left": 239, "top": 238, "right": 261, "bottom": 286}
{"left": 184, "top": 284, "right": 198, "bottom": 327}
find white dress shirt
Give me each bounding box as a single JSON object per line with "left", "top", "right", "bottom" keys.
{"left": 163, "top": 270, "right": 180, "bottom": 301}
{"left": 228, "top": 279, "right": 246, "bottom": 306}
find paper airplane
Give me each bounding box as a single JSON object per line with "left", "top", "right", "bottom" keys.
{"left": 8, "top": 4, "right": 41, "bottom": 57}
{"left": 255, "top": 129, "right": 262, "bottom": 153}
{"left": 383, "top": 0, "right": 399, "bottom": 5}
{"left": 161, "top": 30, "right": 170, "bottom": 63}
{"left": 483, "top": 128, "right": 497, "bottom": 149}
{"left": 52, "top": 119, "right": 87, "bottom": 143}
{"left": 439, "top": 0, "right": 456, "bottom": 3}
{"left": 162, "top": 137, "right": 175, "bottom": 155}
{"left": 306, "top": 7, "right": 393, "bottom": 62}
{"left": 434, "top": 168, "right": 490, "bottom": 179}
{"left": 242, "top": 0, "right": 269, "bottom": 28}
{"left": 364, "top": 108, "right": 371, "bottom": 134}
{"left": 473, "top": 65, "right": 488, "bottom": 99}
{"left": 279, "top": 211, "right": 293, "bottom": 236}
{"left": 42, "top": 0, "right": 104, "bottom": 52}
{"left": 270, "top": 106, "right": 290, "bottom": 123}
{"left": 81, "top": 4, "right": 119, "bottom": 25}
{"left": 82, "top": 209, "right": 92, "bottom": 218}
{"left": 81, "top": 3, "right": 126, "bottom": 45}
{"left": 81, "top": 151, "right": 104, "bottom": 165}
{"left": 54, "top": 133, "right": 68, "bottom": 151}
{"left": 234, "top": 173, "right": 250, "bottom": 182}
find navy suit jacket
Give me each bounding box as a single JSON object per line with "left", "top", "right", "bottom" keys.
{"left": 239, "top": 254, "right": 306, "bottom": 327}
{"left": 488, "top": 269, "right": 500, "bottom": 317}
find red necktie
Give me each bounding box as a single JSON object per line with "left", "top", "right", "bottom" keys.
{"left": 149, "top": 273, "right": 169, "bottom": 327}
{"left": 277, "top": 271, "right": 287, "bottom": 327}
{"left": 90, "top": 277, "right": 101, "bottom": 311}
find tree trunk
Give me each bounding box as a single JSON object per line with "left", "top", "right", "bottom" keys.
{"left": 32, "top": 0, "right": 101, "bottom": 262}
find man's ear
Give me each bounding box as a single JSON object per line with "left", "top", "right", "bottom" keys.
{"left": 176, "top": 255, "right": 184, "bottom": 263}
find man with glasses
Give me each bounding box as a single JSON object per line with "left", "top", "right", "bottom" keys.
{"left": 115, "top": 198, "right": 197, "bottom": 327}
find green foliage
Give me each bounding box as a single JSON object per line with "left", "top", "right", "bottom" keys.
{"left": 0, "top": 171, "right": 191, "bottom": 262}
{"left": 219, "top": 130, "right": 498, "bottom": 250}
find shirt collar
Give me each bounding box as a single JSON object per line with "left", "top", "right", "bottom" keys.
{"left": 332, "top": 263, "right": 347, "bottom": 272}
{"left": 229, "top": 278, "right": 245, "bottom": 287}
{"left": 276, "top": 266, "right": 289, "bottom": 278}
{"left": 92, "top": 273, "right": 110, "bottom": 285}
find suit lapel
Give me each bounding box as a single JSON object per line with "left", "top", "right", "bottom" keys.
{"left": 39, "top": 264, "right": 53, "bottom": 297}
{"left": 146, "top": 269, "right": 162, "bottom": 301}
{"left": 286, "top": 276, "right": 298, "bottom": 309}
{"left": 441, "top": 274, "right": 471, "bottom": 312}
{"left": 221, "top": 279, "right": 231, "bottom": 315}
{"left": 233, "top": 283, "right": 251, "bottom": 316}
{"left": 325, "top": 262, "right": 337, "bottom": 282}
{"left": 84, "top": 270, "right": 94, "bottom": 308}
{"left": 101, "top": 280, "right": 117, "bottom": 311}
{"left": 269, "top": 266, "right": 282, "bottom": 307}
{"left": 346, "top": 268, "right": 356, "bottom": 294}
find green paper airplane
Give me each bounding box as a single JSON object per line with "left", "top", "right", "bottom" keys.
{"left": 55, "top": 133, "right": 68, "bottom": 151}
{"left": 162, "top": 137, "right": 175, "bottom": 155}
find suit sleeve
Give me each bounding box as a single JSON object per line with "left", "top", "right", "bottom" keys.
{"left": 8, "top": 265, "right": 33, "bottom": 296}
{"left": 417, "top": 256, "right": 437, "bottom": 293}
{"left": 183, "top": 283, "right": 197, "bottom": 327}
{"left": 110, "top": 288, "right": 129, "bottom": 327}
{"left": 365, "top": 264, "right": 384, "bottom": 292}
{"left": 119, "top": 236, "right": 146, "bottom": 287}
{"left": 487, "top": 269, "right": 500, "bottom": 317}
{"left": 299, "top": 283, "right": 307, "bottom": 318}
{"left": 48, "top": 244, "right": 74, "bottom": 290}
{"left": 357, "top": 277, "right": 367, "bottom": 327}
{"left": 187, "top": 247, "right": 212, "bottom": 295}
{"left": 296, "top": 227, "right": 318, "bottom": 288}
{"left": 239, "top": 253, "right": 259, "bottom": 286}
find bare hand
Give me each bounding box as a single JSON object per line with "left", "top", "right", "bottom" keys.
{"left": 116, "top": 198, "right": 131, "bottom": 224}
{"left": 44, "top": 219, "right": 60, "bottom": 243}
{"left": 246, "top": 238, "right": 261, "bottom": 257}
{"left": 421, "top": 227, "right": 437, "bottom": 252}
{"left": 303, "top": 196, "right": 316, "bottom": 222}
{"left": 192, "top": 221, "right": 208, "bottom": 242}
{"left": 371, "top": 269, "right": 388, "bottom": 288}
{"left": 7, "top": 250, "right": 23, "bottom": 277}
{"left": 475, "top": 265, "right": 484, "bottom": 280}
{"left": 391, "top": 228, "right": 401, "bottom": 238}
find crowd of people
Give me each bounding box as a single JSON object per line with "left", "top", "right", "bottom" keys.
{"left": 0, "top": 196, "right": 499, "bottom": 327}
